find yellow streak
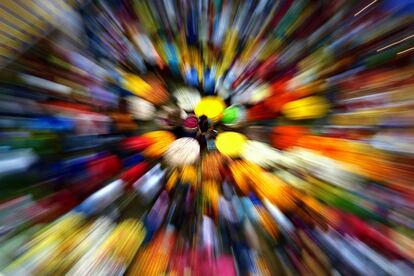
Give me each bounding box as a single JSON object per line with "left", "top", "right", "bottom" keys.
{"left": 397, "top": 46, "right": 414, "bottom": 55}
{"left": 354, "top": 0, "right": 378, "bottom": 16}
{"left": 377, "top": 34, "right": 414, "bottom": 52}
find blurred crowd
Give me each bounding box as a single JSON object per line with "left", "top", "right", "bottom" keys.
{"left": 0, "top": 0, "right": 414, "bottom": 275}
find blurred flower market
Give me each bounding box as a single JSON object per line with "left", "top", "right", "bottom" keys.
{"left": 0, "top": 0, "right": 414, "bottom": 275}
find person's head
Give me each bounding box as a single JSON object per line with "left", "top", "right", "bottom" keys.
{"left": 198, "top": 115, "right": 209, "bottom": 133}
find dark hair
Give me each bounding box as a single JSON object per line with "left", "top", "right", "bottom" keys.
{"left": 199, "top": 115, "right": 209, "bottom": 133}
